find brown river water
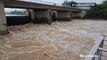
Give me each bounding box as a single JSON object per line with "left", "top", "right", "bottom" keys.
{"left": 0, "top": 19, "right": 107, "bottom": 60}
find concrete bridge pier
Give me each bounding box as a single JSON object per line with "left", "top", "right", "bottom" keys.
{"left": 72, "top": 10, "right": 87, "bottom": 19}
{"left": 30, "top": 9, "right": 35, "bottom": 22}
{"left": 80, "top": 11, "right": 87, "bottom": 19}
{"left": 31, "top": 9, "right": 52, "bottom": 25}
{"left": 49, "top": 10, "right": 57, "bottom": 21}
{"left": 57, "top": 10, "right": 71, "bottom": 21}
{"left": 0, "top": 1, "right": 8, "bottom": 35}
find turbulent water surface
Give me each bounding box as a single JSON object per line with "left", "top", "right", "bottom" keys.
{"left": 0, "top": 19, "right": 107, "bottom": 60}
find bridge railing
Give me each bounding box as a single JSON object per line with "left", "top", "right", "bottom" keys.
{"left": 84, "top": 35, "right": 107, "bottom": 60}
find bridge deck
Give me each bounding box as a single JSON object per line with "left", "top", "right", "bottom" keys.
{"left": 3, "top": 1, "right": 81, "bottom": 11}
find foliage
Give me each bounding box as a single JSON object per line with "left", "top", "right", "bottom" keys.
{"left": 62, "top": 0, "right": 77, "bottom": 7}
{"left": 86, "top": 0, "right": 107, "bottom": 19}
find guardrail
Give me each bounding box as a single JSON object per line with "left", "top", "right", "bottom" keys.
{"left": 84, "top": 35, "right": 107, "bottom": 60}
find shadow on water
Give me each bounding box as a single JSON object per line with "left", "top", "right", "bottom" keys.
{"left": 6, "top": 16, "right": 31, "bottom": 26}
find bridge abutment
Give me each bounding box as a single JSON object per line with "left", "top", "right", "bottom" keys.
{"left": 57, "top": 10, "right": 71, "bottom": 21}
{"left": 0, "top": 1, "right": 8, "bottom": 35}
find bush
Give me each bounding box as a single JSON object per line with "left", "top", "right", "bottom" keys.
{"left": 86, "top": 0, "right": 107, "bottom": 19}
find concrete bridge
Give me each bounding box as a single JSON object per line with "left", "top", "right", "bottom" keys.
{"left": 0, "top": 0, "right": 86, "bottom": 35}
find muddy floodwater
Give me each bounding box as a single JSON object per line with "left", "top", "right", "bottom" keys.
{"left": 0, "top": 19, "right": 107, "bottom": 60}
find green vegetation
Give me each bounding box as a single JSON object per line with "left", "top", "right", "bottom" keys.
{"left": 62, "top": 0, "right": 77, "bottom": 7}
{"left": 86, "top": 0, "right": 107, "bottom": 19}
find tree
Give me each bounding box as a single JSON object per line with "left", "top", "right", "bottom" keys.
{"left": 62, "top": 0, "right": 70, "bottom": 6}
{"left": 86, "top": 0, "right": 107, "bottom": 19}
{"left": 62, "top": 0, "right": 77, "bottom": 7}
{"left": 70, "top": 1, "right": 77, "bottom": 7}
